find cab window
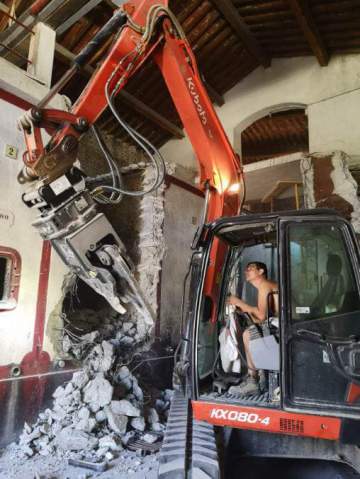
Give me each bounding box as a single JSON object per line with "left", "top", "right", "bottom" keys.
{"left": 289, "top": 223, "right": 360, "bottom": 322}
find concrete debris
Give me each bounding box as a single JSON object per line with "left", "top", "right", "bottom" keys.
{"left": 98, "top": 435, "right": 122, "bottom": 452}
{"left": 142, "top": 433, "right": 159, "bottom": 444}
{"left": 121, "top": 431, "right": 136, "bottom": 446}
{"left": 83, "top": 373, "right": 114, "bottom": 411}
{"left": 110, "top": 400, "right": 140, "bottom": 417}
{"left": 55, "top": 427, "right": 98, "bottom": 452}
{"left": 16, "top": 336, "right": 173, "bottom": 464}
{"left": 95, "top": 410, "right": 107, "bottom": 422}
{"left": 130, "top": 417, "right": 145, "bottom": 432}
{"left": 86, "top": 341, "right": 115, "bottom": 373}
{"left": 71, "top": 370, "right": 89, "bottom": 390}
{"left": 104, "top": 406, "right": 128, "bottom": 435}
{"left": 147, "top": 408, "right": 159, "bottom": 425}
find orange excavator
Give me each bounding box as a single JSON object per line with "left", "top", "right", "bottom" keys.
{"left": 17, "top": 0, "right": 360, "bottom": 476}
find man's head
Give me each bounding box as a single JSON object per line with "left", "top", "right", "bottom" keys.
{"left": 245, "top": 261, "right": 268, "bottom": 283}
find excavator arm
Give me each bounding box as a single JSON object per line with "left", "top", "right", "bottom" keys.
{"left": 18, "top": 0, "right": 243, "bottom": 325}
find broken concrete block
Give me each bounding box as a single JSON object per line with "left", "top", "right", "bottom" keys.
{"left": 95, "top": 410, "right": 107, "bottom": 422}
{"left": 110, "top": 400, "right": 140, "bottom": 417}
{"left": 151, "top": 422, "right": 165, "bottom": 433}
{"left": 105, "top": 451, "right": 114, "bottom": 461}
{"left": 39, "top": 423, "right": 51, "bottom": 436}
{"left": 142, "top": 433, "right": 158, "bottom": 444}
{"left": 21, "top": 445, "right": 34, "bottom": 457}
{"left": 96, "top": 447, "right": 108, "bottom": 457}
{"left": 24, "top": 422, "right": 32, "bottom": 434}
{"left": 99, "top": 435, "right": 122, "bottom": 451}
{"left": 122, "top": 322, "right": 134, "bottom": 333}
{"left": 83, "top": 373, "right": 113, "bottom": 412}
{"left": 119, "top": 336, "right": 135, "bottom": 346}
{"left": 38, "top": 445, "right": 54, "bottom": 456}
{"left": 52, "top": 386, "right": 66, "bottom": 399}
{"left": 100, "top": 341, "right": 114, "bottom": 373}
{"left": 71, "top": 370, "right": 89, "bottom": 390}
{"left": 34, "top": 436, "right": 49, "bottom": 448}
{"left": 64, "top": 382, "right": 74, "bottom": 396}
{"left": 78, "top": 407, "right": 90, "bottom": 421}
{"left": 116, "top": 366, "right": 132, "bottom": 390}
{"left": 131, "top": 379, "right": 144, "bottom": 402}
{"left": 54, "top": 393, "right": 73, "bottom": 410}
{"left": 20, "top": 427, "right": 41, "bottom": 444}
{"left": 71, "top": 389, "right": 81, "bottom": 404}
{"left": 86, "top": 341, "right": 114, "bottom": 373}
{"left": 147, "top": 408, "right": 159, "bottom": 425}
{"left": 75, "top": 415, "right": 96, "bottom": 433}
{"left": 130, "top": 417, "right": 145, "bottom": 432}
{"left": 55, "top": 427, "right": 98, "bottom": 451}
{"left": 104, "top": 406, "right": 128, "bottom": 435}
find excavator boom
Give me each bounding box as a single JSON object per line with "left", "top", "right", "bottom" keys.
{"left": 18, "top": 0, "right": 243, "bottom": 322}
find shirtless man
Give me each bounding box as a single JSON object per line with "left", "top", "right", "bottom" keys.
{"left": 227, "top": 261, "right": 278, "bottom": 395}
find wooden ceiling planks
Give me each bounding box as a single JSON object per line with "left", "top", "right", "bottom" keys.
{"left": 241, "top": 110, "right": 309, "bottom": 164}
{"left": 0, "top": 0, "right": 359, "bottom": 158}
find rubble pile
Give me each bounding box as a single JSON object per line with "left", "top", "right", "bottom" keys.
{"left": 61, "top": 307, "right": 147, "bottom": 357}
{"left": 17, "top": 309, "right": 174, "bottom": 465}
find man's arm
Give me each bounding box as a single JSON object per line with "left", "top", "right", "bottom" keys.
{"left": 228, "top": 286, "right": 269, "bottom": 323}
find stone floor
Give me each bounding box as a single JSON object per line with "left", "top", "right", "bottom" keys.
{"left": 0, "top": 444, "right": 159, "bottom": 479}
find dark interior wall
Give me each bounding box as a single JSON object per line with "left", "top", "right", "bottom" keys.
{"left": 78, "top": 131, "right": 143, "bottom": 264}
{"left": 160, "top": 182, "right": 203, "bottom": 345}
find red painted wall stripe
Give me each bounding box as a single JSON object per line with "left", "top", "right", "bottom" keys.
{"left": 0, "top": 88, "right": 32, "bottom": 111}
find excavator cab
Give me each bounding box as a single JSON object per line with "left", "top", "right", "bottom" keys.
{"left": 186, "top": 209, "right": 360, "bottom": 447}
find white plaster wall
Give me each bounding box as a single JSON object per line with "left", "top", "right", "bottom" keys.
{"left": 160, "top": 54, "right": 360, "bottom": 172}
{"left": 0, "top": 99, "right": 67, "bottom": 364}
{"left": 0, "top": 57, "right": 66, "bottom": 109}
{"left": 308, "top": 89, "right": 360, "bottom": 165}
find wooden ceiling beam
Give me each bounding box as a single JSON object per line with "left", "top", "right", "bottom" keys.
{"left": 56, "top": 0, "right": 103, "bottom": 36}
{"left": 54, "top": 43, "right": 185, "bottom": 139}
{"left": 210, "top": 0, "right": 270, "bottom": 68}
{"left": 287, "top": 0, "right": 329, "bottom": 66}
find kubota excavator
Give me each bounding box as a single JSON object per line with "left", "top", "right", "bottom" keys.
{"left": 17, "top": 0, "right": 360, "bottom": 476}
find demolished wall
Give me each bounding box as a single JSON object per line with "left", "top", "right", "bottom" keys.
{"left": 301, "top": 151, "right": 360, "bottom": 233}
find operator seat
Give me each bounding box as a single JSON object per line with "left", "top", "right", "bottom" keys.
{"left": 312, "top": 253, "right": 345, "bottom": 314}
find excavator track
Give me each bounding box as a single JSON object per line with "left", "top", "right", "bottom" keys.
{"left": 158, "top": 390, "right": 220, "bottom": 478}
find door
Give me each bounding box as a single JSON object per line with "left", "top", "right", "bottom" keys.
{"left": 281, "top": 218, "right": 360, "bottom": 416}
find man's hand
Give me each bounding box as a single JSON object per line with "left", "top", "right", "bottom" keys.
{"left": 227, "top": 295, "right": 241, "bottom": 307}
{"left": 227, "top": 294, "right": 264, "bottom": 324}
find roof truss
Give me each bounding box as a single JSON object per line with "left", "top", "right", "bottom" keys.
{"left": 287, "top": 0, "right": 329, "bottom": 66}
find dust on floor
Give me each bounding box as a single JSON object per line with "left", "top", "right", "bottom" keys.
{"left": 0, "top": 444, "right": 159, "bottom": 479}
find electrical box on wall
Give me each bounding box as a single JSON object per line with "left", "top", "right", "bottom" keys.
{"left": 4, "top": 144, "right": 18, "bottom": 160}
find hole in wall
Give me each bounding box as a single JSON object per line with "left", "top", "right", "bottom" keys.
{"left": 241, "top": 109, "right": 309, "bottom": 165}
{"left": 240, "top": 109, "right": 309, "bottom": 213}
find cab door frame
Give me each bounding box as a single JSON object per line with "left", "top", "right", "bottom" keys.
{"left": 279, "top": 214, "right": 360, "bottom": 419}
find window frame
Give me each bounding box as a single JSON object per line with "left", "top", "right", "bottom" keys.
{"left": 0, "top": 246, "right": 21, "bottom": 312}
{"left": 280, "top": 217, "right": 360, "bottom": 415}
{"left": 286, "top": 220, "right": 360, "bottom": 324}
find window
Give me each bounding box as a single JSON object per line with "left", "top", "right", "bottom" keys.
{"left": 0, "top": 257, "right": 7, "bottom": 301}
{"left": 289, "top": 223, "right": 360, "bottom": 322}
{"left": 0, "top": 247, "right": 21, "bottom": 311}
